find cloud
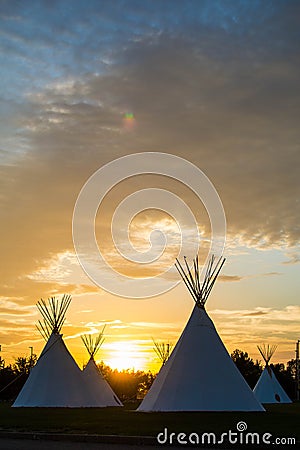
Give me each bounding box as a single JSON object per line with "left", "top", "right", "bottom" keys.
{"left": 2, "top": 33, "right": 298, "bottom": 296}
{"left": 0, "top": 2, "right": 299, "bottom": 364}
{"left": 282, "top": 252, "right": 300, "bottom": 265}
{"left": 218, "top": 272, "right": 281, "bottom": 283}
{"left": 0, "top": 308, "right": 33, "bottom": 317}
{"left": 130, "top": 321, "right": 179, "bottom": 329}
{"left": 211, "top": 305, "right": 300, "bottom": 346}
{"left": 8, "top": 35, "right": 299, "bottom": 246}
{"left": 242, "top": 311, "right": 268, "bottom": 317}
{"left": 219, "top": 275, "right": 244, "bottom": 282}
{"left": 261, "top": 272, "right": 282, "bottom": 277}
{"left": 0, "top": 298, "right": 36, "bottom": 316}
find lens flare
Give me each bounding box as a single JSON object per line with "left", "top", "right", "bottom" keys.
{"left": 123, "top": 112, "right": 136, "bottom": 130}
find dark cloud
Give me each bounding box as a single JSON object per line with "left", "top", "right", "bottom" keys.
{"left": 0, "top": 0, "right": 299, "bottom": 304}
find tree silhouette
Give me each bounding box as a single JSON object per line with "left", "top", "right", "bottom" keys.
{"left": 0, "top": 349, "right": 296, "bottom": 402}
{"left": 271, "top": 361, "right": 296, "bottom": 400}
{"left": 97, "top": 361, "right": 155, "bottom": 401}
{"left": 13, "top": 354, "right": 37, "bottom": 375}
{"left": 231, "top": 349, "right": 262, "bottom": 388}
{"left": 0, "top": 354, "right": 37, "bottom": 401}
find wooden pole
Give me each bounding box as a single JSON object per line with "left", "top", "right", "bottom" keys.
{"left": 296, "top": 340, "right": 300, "bottom": 401}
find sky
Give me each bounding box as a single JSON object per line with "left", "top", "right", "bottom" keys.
{"left": 0, "top": 0, "right": 299, "bottom": 372}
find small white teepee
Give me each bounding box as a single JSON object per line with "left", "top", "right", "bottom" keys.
{"left": 13, "top": 295, "right": 108, "bottom": 407}
{"left": 253, "top": 344, "right": 292, "bottom": 404}
{"left": 138, "top": 255, "right": 265, "bottom": 412}
{"left": 81, "top": 330, "right": 122, "bottom": 407}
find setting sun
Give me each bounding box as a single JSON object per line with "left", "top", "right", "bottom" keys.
{"left": 104, "top": 341, "right": 147, "bottom": 371}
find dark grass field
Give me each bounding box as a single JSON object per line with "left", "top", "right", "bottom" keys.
{"left": 0, "top": 401, "right": 299, "bottom": 443}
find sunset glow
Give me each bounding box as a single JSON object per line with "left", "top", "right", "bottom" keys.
{"left": 104, "top": 341, "right": 147, "bottom": 372}
{"left": 0, "top": 1, "right": 299, "bottom": 374}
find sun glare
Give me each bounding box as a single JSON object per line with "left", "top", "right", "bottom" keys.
{"left": 105, "top": 341, "right": 146, "bottom": 371}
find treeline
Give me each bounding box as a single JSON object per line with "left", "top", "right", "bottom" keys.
{"left": 97, "top": 362, "right": 155, "bottom": 402}
{"left": 0, "top": 355, "right": 154, "bottom": 403}
{"left": 0, "top": 355, "right": 37, "bottom": 401}
{"left": 0, "top": 349, "right": 297, "bottom": 403}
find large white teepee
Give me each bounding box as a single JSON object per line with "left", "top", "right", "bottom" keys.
{"left": 138, "top": 255, "right": 265, "bottom": 412}
{"left": 81, "top": 330, "right": 122, "bottom": 407}
{"left": 13, "top": 295, "right": 108, "bottom": 407}
{"left": 253, "top": 344, "right": 292, "bottom": 404}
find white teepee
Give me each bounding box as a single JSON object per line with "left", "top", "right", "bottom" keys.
{"left": 13, "top": 295, "right": 109, "bottom": 407}
{"left": 81, "top": 330, "right": 122, "bottom": 407}
{"left": 138, "top": 255, "right": 265, "bottom": 412}
{"left": 253, "top": 344, "right": 292, "bottom": 404}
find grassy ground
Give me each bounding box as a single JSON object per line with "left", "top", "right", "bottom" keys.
{"left": 0, "top": 401, "right": 299, "bottom": 442}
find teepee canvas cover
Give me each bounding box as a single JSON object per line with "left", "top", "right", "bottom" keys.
{"left": 253, "top": 344, "right": 292, "bottom": 404}
{"left": 138, "top": 256, "right": 265, "bottom": 412}
{"left": 13, "top": 295, "right": 115, "bottom": 407}
{"left": 13, "top": 332, "right": 95, "bottom": 407}
{"left": 81, "top": 331, "right": 122, "bottom": 407}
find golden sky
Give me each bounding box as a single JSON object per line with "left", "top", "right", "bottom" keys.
{"left": 0, "top": 1, "right": 299, "bottom": 372}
